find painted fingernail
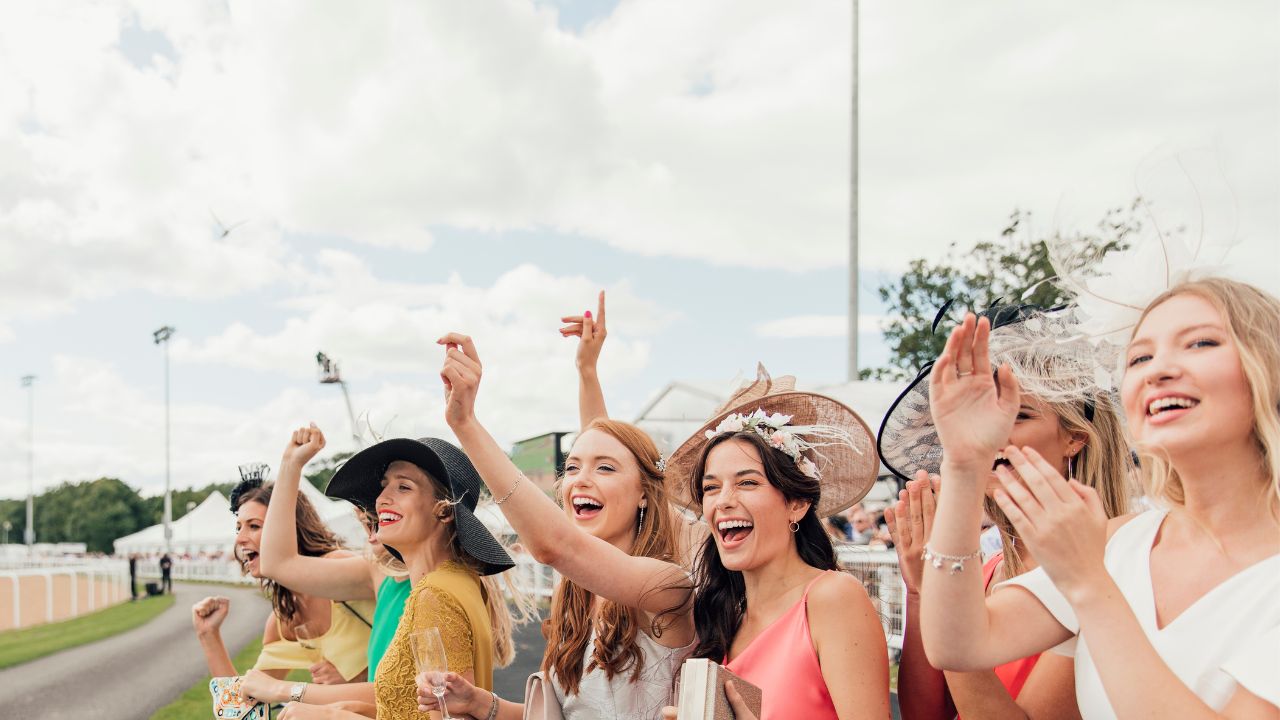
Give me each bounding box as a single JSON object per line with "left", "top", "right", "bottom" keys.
{"left": 584, "top": 310, "right": 592, "bottom": 318}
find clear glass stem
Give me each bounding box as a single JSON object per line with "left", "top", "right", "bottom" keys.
{"left": 434, "top": 689, "right": 452, "bottom": 720}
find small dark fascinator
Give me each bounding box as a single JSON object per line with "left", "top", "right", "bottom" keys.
{"left": 228, "top": 462, "right": 271, "bottom": 514}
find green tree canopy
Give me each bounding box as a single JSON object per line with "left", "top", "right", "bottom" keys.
{"left": 865, "top": 199, "right": 1144, "bottom": 379}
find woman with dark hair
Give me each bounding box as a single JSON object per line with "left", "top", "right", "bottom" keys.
{"left": 190, "top": 472, "right": 373, "bottom": 688}
{"left": 436, "top": 327, "right": 888, "bottom": 720}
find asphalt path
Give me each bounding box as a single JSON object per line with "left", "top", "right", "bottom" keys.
{"left": 0, "top": 581, "right": 270, "bottom": 720}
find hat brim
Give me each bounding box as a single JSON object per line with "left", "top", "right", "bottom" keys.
{"left": 325, "top": 438, "right": 514, "bottom": 576}
{"left": 664, "top": 391, "right": 879, "bottom": 518}
{"left": 875, "top": 364, "right": 940, "bottom": 483}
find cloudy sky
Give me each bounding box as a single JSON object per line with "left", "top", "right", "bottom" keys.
{"left": 1, "top": 0, "right": 1276, "bottom": 498}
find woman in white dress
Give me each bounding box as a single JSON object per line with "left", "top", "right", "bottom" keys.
{"left": 919, "top": 277, "right": 1280, "bottom": 718}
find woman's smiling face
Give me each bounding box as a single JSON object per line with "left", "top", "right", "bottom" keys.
{"left": 1121, "top": 293, "right": 1253, "bottom": 458}
{"left": 561, "top": 428, "right": 646, "bottom": 548}
{"left": 373, "top": 460, "right": 444, "bottom": 553}
{"left": 234, "top": 500, "right": 266, "bottom": 577}
{"left": 701, "top": 438, "right": 807, "bottom": 572}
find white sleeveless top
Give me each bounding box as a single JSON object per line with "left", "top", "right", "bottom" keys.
{"left": 552, "top": 628, "right": 692, "bottom": 719}
{"left": 1002, "top": 510, "right": 1280, "bottom": 718}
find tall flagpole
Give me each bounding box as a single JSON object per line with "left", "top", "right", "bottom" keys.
{"left": 21, "top": 375, "right": 35, "bottom": 552}
{"left": 153, "top": 326, "right": 175, "bottom": 554}
{"left": 847, "top": 0, "right": 860, "bottom": 381}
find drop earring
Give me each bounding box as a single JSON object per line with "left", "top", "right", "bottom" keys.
{"left": 637, "top": 505, "right": 646, "bottom": 536}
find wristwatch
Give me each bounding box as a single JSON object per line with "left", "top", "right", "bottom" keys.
{"left": 289, "top": 682, "right": 307, "bottom": 703}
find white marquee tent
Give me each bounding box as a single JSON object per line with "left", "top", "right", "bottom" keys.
{"left": 113, "top": 482, "right": 367, "bottom": 556}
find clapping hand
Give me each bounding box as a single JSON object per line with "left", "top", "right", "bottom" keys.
{"left": 883, "top": 471, "right": 940, "bottom": 595}
{"left": 929, "top": 313, "right": 1021, "bottom": 473}
{"left": 559, "top": 290, "right": 607, "bottom": 372}
{"left": 993, "top": 446, "right": 1109, "bottom": 601}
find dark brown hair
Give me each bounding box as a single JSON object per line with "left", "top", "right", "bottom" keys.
{"left": 234, "top": 482, "right": 344, "bottom": 623}
{"left": 543, "top": 418, "right": 685, "bottom": 695}
{"left": 687, "top": 431, "right": 836, "bottom": 663}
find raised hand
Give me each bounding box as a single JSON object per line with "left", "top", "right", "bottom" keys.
{"left": 191, "top": 596, "right": 230, "bottom": 636}
{"left": 993, "top": 445, "right": 1108, "bottom": 601}
{"left": 438, "top": 333, "right": 483, "bottom": 428}
{"left": 884, "top": 471, "right": 939, "bottom": 595}
{"left": 281, "top": 423, "right": 326, "bottom": 469}
{"left": 559, "top": 290, "right": 607, "bottom": 372}
{"left": 929, "top": 313, "right": 1021, "bottom": 471}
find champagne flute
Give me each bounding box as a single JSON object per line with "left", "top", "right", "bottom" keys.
{"left": 294, "top": 623, "right": 324, "bottom": 666}
{"left": 409, "top": 627, "right": 452, "bottom": 720}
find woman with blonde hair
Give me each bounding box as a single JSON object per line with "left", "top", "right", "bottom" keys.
{"left": 258, "top": 425, "right": 523, "bottom": 720}
{"left": 921, "top": 277, "right": 1280, "bottom": 717}
{"left": 879, "top": 304, "right": 1133, "bottom": 720}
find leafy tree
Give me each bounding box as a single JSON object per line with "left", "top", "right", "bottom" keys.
{"left": 865, "top": 199, "right": 1144, "bottom": 379}
{"left": 305, "top": 451, "right": 356, "bottom": 492}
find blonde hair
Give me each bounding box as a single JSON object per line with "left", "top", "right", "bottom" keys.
{"left": 1128, "top": 278, "right": 1280, "bottom": 520}
{"left": 987, "top": 392, "right": 1134, "bottom": 578}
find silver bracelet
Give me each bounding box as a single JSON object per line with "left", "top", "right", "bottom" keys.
{"left": 494, "top": 473, "right": 525, "bottom": 506}
{"left": 486, "top": 690, "right": 500, "bottom": 720}
{"left": 922, "top": 545, "right": 982, "bottom": 575}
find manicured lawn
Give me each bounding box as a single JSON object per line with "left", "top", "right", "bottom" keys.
{"left": 0, "top": 593, "right": 176, "bottom": 669}
{"left": 151, "top": 637, "right": 308, "bottom": 720}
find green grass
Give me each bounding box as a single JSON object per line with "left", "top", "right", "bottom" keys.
{"left": 0, "top": 593, "right": 176, "bottom": 669}
{"left": 151, "top": 637, "right": 308, "bottom": 720}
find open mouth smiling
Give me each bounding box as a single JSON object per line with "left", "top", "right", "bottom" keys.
{"left": 716, "top": 518, "right": 754, "bottom": 548}
{"left": 571, "top": 495, "right": 604, "bottom": 520}
{"left": 1146, "top": 394, "right": 1199, "bottom": 420}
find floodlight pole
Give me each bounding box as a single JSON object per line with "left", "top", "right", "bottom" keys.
{"left": 153, "top": 326, "right": 175, "bottom": 554}
{"left": 20, "top": 375, "right": 35, "bottom": 551}
{"left": 317, "top": 351, "right": 363, "bottom": 448}
{"left": 847, "top": 0, "right": 860, "bottom": 381}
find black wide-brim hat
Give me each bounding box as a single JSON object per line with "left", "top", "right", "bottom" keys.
{"left": 325, "top": 437, "right": 514, "bottom": 576}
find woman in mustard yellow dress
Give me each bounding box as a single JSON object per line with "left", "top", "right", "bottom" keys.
{"left": 275, "top": 436, "right": 522, "bottom": 720}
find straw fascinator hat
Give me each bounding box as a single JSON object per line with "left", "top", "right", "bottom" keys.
{"left": 325, "top": 437, "right": 514, "bottom": 576}
{"left": 665, "top": 365, "right": 879, "bottom": 517}
{"left": 876, "top": 304, "right": 1107, "bottom": 482}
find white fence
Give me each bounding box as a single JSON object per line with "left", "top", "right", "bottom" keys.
{"left": 0, "top": 560, "right": 131, "bottom": 631}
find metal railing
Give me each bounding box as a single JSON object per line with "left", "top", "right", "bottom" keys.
{"left": 837, "top": 547, "right": 905, "bottom": 651}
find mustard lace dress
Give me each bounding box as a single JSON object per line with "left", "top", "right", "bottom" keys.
{"left": 375, "top": 561, "right": 494, "bottom": 719}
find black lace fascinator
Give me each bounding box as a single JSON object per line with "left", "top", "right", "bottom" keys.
{"left": 229, "top": 463, "right": 271, "bottom": 513}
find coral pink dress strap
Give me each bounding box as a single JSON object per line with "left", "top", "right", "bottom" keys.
{"left": 724, "top": 571, "right": 839, "bottom": 720}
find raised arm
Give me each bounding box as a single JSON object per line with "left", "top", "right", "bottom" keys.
{"left": 992, "top": 449, "right": 1279, "bottom": 719}
{"left": 258, "top": 425, "right": 377, "bottom": 602}
{"left": 192, "top": 596, "right": 238, "bottom": 677}
{"left": 919, "top": 314, "right": 1071, "bottom": 670}
{"left": 559, "top": 290, "right": 609, "bottom": 428}
{"left": 439, "top": 332, "right": 693, "bottom": 621}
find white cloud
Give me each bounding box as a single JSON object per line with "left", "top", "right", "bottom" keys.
{"left": 755, "top": 314, "right": 887, "bottom": 339}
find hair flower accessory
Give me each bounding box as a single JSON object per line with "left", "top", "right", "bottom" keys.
{"left": 664, "top": 364, "right": 880, "bottom": 517}
{"left": 705, "top": 407, "right": 854, "bottom": 480}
